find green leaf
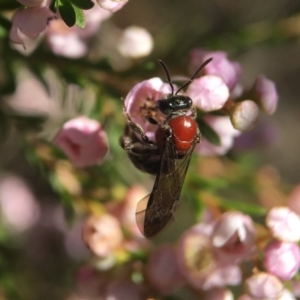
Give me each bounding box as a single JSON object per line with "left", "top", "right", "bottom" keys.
{"left": 73, "top": 5, "right": 85, "bottom": 28}
{"left": 198, "top": 119, "right": 221, "bottom": 146}
{"left": 69, "top": 0, "right": 94, "bottom": 10}
{"left": 57, "top": 0, "right": 76, "bottom": 27}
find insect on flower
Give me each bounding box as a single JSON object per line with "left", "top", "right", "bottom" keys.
{"left": 120, "top": 58, "right": 213, "bottom": 238}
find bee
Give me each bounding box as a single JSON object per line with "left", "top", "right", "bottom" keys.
{"left": 120, "top": 58, "right": 212, "bottom": 238}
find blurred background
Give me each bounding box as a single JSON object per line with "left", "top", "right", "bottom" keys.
{"left": 1, "top": 0, "right": 300, "bottom": 299}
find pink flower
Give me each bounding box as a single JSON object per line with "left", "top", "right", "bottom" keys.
{"left": 123, "top": 77, "right": 174, "bottom": 141}
{"left": 245, "top": 272, "right": 284, "bottom": 300}
{"left": 176, "top": 224, "right": 241, "bottom": 290}
{"left": 252, "top": 75, "right": 278, "bottom": 115}
{"left": 212, "top": 211, "right": 256, "bottom": 264}
{"left": 53, "top": 116, "right": 108, "bottom": 168}
{"left": 10, "top": 0, "right": 54, "bottom": 48}
{"left": 47, "top": 5, "right": 111, "bottom": 58}
{"left": 263, "top": 240, "right": 300, "bottom": 281}
{"left": 196, "top": 115, "right": 241, "bottom": 156}
{"left": 266, "top": 206, "right": 300, "bottom": 242}
{"left": 189, "top": 49, "right": 241, "bottom": 90}
{"left": 186, "top": 75, "right": 229, "bottom": 112}
{"left": 146, "top": 244, "right": 185, "bottom": 294}
{"left": 96, "top": 0, "right": 128, "bottom": 12}
{"left": 230, "top": 100, "right": 259, "bottom": 132}
{"left": 82, "top": 214, "right": 123, "bottom": 257}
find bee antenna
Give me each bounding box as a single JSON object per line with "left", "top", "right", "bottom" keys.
{"left": 175, "top": 57, "right": 213, "bottom": 95}
{"left": 158, "top": 59, "right": 174, "bottom": 95}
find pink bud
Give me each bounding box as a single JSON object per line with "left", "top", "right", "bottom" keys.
{"left": 230, "top": 100, "right": 259, "bottom": 132}
{"left": 117, "top": 26, "right": 153, "bottom": 58}
{"left": 10, "top": 6, "right": 54, "bottom": 47}
{"left": 263, "top": 240, "right": 300, "bottom": 281}
{"left": 146, "top": 244, "right": 185, "bottom": 294}
{"left": 53, "top": 116, "right": 109, "bottom": 168}
{"left": 245, "top": 272, "right": 284, "bottom": 300}
{"left": 186, "top": 75, "right": 229, "bottom": 112}
{"left": 96, "top": 0, "right": 127, "bottom": 12}
{"left": 252, "top": 75, "right": 278, "bottom": 115}
{"left": 212, "top": 211, "right": 256, "bottom": 264}
{"left": 82, "top": 214, "right": 123, "bottom": 257}
{"left": 47, "top": 6, "right": 111, "bottom": 58}
{"left": 266, "top": 206, "right": 300, "bottom": 242}
{"left": 189, "top": 49, "right": 241, "bottom": 90}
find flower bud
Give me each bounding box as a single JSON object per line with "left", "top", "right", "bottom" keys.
{"left": 230, "top": 100, "right": 259, "bottom": 132}
{"left": 54, "top": 116, "right": 109, "bottom": 168}
{"left": 82, "top": 214, "right": 123, "bottom": 257}
{"left": 263, "top": 240, "right": 300, "bottom": 281}
{"left": 97, "top": 0, "right": 127, "bottom": 12}
{"left": 266, "top": 206, "right": 300, "bottom": 242}
{"left": 252, "top": 75, "right": 278, "bottom": 115}
{"left": 118, "top": 26, "right": 153, "bottom": 58}
{"left": 212, "top": 211, "right": 256, "bottom": 264}
{"left": 186, "top": 75, "right": 229, "bottom": 112}
{"left": 189, "top": 49, "right": 241, "bottom": 90}
{"left": 245, "top": 272, "right": 284, "bottom": 300}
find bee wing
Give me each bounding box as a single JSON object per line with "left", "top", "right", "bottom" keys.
{"left": 136, "top": 135, "right": 197, "bottom": 238}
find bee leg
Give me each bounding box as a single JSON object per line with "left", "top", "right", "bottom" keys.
{"left": 190, "top": 106, "right": 197, "bottom": 119}
{"left": 190, "top": 107, "right": 201, "bottom": 144}
{"left": 196, "top": 128, "right": 202, "bottom": 144}
{"left": 119, "top": 135, "right": 158, "bottom": 155}
{"left": 123, "top": 112, "right": 150, "bottom": 143}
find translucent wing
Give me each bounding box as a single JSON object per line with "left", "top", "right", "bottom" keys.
{"left": 136, "top": 135, "right": 197, "bottom": 238}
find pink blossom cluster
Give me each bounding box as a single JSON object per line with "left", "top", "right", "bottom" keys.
{"left": 80, "top": 198, "right": 254, "bottom": 298}
{"left": 124, "top": 49, "right": 278, "bottom": 156}
{"left": 9, "top": 0, "right": 128, "bottom": 56}
{"left": 238, "top": 187, "right": 300, "bottom": 300}
{"left": 76, "top": 183, "right": 300, "bottom": 299}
